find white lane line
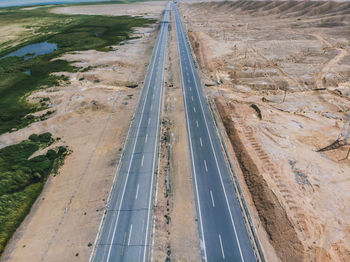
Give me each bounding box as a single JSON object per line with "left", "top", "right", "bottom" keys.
{"left": 191, "top": 96, "right": 194, "bottom": 101}
{"left": 128, "top": 224, "right": 133, "bottom": 246}
{"left": 175, "top": 10, "right": 207, "bottom": 262}
{"left": 145, "top": 133, "right": 148, "bottom": 143}
{"left": 104, "top": 14, "right": 165, "bottom": 262}
{"left": 143, "top": 17, "right": 168, "bottom": 262}
{"left": 135, "top": 184, "right": 140, "bottom": 199}
{"left": 193, "top": 107, "right": 196, "bottom": 113}
{"left": 150, "top": 104, "right": 153, "bottom": 111}
{"left": 148, "top": 117, "right": 151, "bottom": 126}
{"left": 141, "top": 154, "right": 144, "bottom": 167}
{"left": 219, "top": 234, "right": 225, "bottom": 259}
{"left": 196, "top": 120, "right": 199, "bottom": 128}
{"left": 189, "top": 87, "right": 192, "bottom": 91}
{"left": 204, "top": 160, "right": 208, "bottom": 172}
{"left": 210, "top": 190, "right": 215, "bottom": 207}
{"left": 200, "top": 137, "right": 203, "bottom": 147}
{"left": 177, "top": 9, "right": 245, "bottom": 261}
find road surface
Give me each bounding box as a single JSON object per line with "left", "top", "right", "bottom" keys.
{"left": 173, "top": 4, "right": 257, "bottom": 262}
{"left": 91, "top": 4, "right": 170, "bottom": 262}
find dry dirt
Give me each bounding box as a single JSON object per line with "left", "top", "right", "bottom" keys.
{"left": 52, "top": 1, "right": 167, "bottom": 19}
{"left": 0, "top": 7, "right": 161, "bottom": 262}
{"left": 153, "top": 9, "right": 201, "bottom": 262}
{"left": 180, "top": 1, "right": 350, "bottom": 261}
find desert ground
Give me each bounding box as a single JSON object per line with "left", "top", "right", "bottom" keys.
{"left": 0, "top": 2, "right": 166, "bottom": 261}
{"left": 2, "top": 0, "right": 350, "bottom": 261}
{"left": 180, "top": 1, "right": 350, "bottom": 261}
{"left": 52, "top": 1, "right": 166, "bottom": 19}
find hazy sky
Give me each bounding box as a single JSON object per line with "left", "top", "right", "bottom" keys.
{"left": 0, "top": 0, "right": 108, "bottom": 8}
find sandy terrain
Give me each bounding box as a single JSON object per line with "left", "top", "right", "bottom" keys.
{"left": 0, "top": 12, "right": 160, "bottom": 262}
{"left": 180, "top": 1, "right": 350, "bottom": 261}
{"left": 0, "top": 1, "right": 166, "bottom": 52}
{"left": 52, "top": 1, "right": 167, "bottom": 19}
{"left": 153, "top": 9, "right": 201, "bottom": 262}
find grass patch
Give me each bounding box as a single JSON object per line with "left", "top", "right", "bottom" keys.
{"left": 0, "top": 6, "right": 154, "bottom": 134}
{"left": 0, "top": 133, "right": 68, "bottom": 254}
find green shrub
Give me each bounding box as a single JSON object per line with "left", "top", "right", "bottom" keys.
{"left": 58, "top": 146, "right": 67, "bottom": 155}
{"left": 28, "top": 134, "right": 39, "bottom": 142}
{"left": 46, "top": 149, "right": 57, "bottom": 160}
{"left": 0, "top": 134, "right": 67, "bottom": 254}
{"left": 38, "top": 132, "right": 52, "bottom": 144}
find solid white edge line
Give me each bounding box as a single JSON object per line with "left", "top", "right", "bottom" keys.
{"left": 89, "top": 93, "right": 123, "bottom": 262}
{"left": 177, "top": 6, "right": 245, "bottom": 261}
{"left": 104, "top": 13, "right": 165, "bottom": 262}
{"left": 151, "top": 7, "right": 170, "bottom": 262}
{"left": 174, "top": 6, "right": 208, "bottom": 262}
{"left": 90, "top": 19, "right": 166, "bottom": 261}
{"left": 95, "top": 22, "right": 161, "bottom": 262}
{"left": 143, "top": 5, "right": 169, "bottom": 261}
{"left": 176, "top": 4, "right": 248, "bottom": 261}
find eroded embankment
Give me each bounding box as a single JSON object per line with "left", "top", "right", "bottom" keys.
{"left": 215, "top": 98, "right": 304, "bottom": 262}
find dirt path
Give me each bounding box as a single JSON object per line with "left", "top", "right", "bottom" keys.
{"left": 312, "top": 33, "right": 349, "bottom": 90}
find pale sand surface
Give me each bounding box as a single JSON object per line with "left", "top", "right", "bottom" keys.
{"left": 52, "top": 1, "right": 167, "bottom": 19}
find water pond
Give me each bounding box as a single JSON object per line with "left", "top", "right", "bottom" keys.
{"left": 1, "top": 41, "right": 57, "bottom": 60}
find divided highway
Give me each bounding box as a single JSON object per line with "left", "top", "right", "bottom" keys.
{"left": 90, "top": 4, "right": 170, "bottom": 262}
{"left": 174, "top": 4, "right": 257, "bottom": 262}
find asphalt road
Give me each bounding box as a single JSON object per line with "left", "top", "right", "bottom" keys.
{"left": 91, "top": 4, "right": 170, "bottom": 262}
{"left": 173, "top": 4, "right": 257, "bottom": 262}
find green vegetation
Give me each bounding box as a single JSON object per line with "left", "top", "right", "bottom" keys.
{"left": 0, "top": 133, "right": 68, "bottom": 254}
{"left": 0, "top": 6, "right": 154, "bottom": 134}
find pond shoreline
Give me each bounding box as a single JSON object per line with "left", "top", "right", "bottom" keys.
{"left": 0, "top": 41, "right": 57, "bottom": 60}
